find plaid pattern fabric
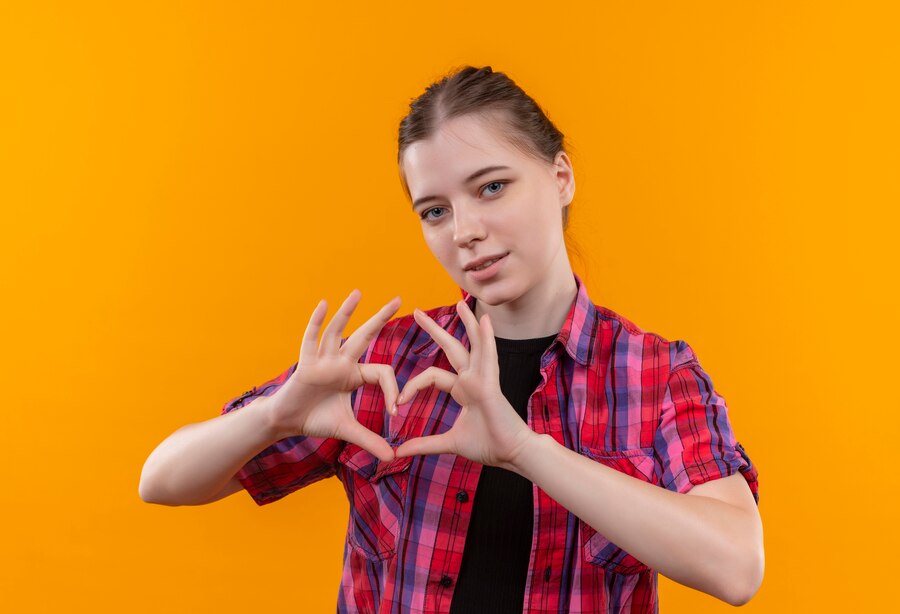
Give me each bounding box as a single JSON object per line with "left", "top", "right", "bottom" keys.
{"left": 221, "top": 272, "right": 759, "bottom": 613}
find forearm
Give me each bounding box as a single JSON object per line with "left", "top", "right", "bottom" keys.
{"left": 508, "top": 433, "right": 761, "bottom": 606}
{"left": 139, "top": 395, "right": 282, "bottom": 506}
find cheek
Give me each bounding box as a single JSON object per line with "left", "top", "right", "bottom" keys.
{"left": 423, "top": 231, "right": 451, "bottom": 261}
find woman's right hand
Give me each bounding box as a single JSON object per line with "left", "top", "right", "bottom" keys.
{"left": 266, "top": 289, "right": 402, "bottom": 462}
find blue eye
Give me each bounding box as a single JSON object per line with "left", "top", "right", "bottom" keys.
{"left": 419, "top": 181, "right": 510, "bottom": 223}
{"left": 482, "top": 181, "right": 507, "bottom": 195}
{"left": 421, "top": 207, "right": 446, "bottom": 221}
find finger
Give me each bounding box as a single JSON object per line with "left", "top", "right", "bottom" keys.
{"left": 396, "top": 367, "right": 456, "bottom": 406}
{"left": 481, "top": 313, "right": 499, "bottom": 379}
{"left": 456, "top": 300, "right": 481, "bottom": 371}
{"left": 394, "top": 433, "right": 453, "bottom": 458}
{"left": 413, "top": 308, "right": 469, "bottom": 372}
{"left": 299, "top": 299, "right": 328, "bottom": 363}
{"left": 338, "top": 420, "right": 396, "bottom": 463}
{"left": 340, "top": 295, "right": 402, "bottom": 361}
{"left": 358, "top": 363, "right": 400, "bottom": 416}
{"left": 320, "top": 289, "right": 362, "bottom": 354}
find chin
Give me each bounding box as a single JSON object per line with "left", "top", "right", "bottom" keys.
{"left": 469, "top": 280, "right": 524, "bottom": 307}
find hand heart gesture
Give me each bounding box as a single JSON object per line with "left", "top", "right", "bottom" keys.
{"left": 393, "top": 300, "right": 537, "bottom": 471}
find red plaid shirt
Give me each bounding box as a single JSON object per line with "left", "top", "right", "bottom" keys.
{"left": 221, "top": 273, "right": 759, "bottom": 613}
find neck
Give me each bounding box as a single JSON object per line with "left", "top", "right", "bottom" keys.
{"left": 473, "top": 267, "right": 578, "bottom": 340}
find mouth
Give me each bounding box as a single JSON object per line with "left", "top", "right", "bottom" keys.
{"left": 464, "top": 252, "right": 510, "bottom": 272}
{"left": 464, "top": 252, "right": 509, "bottom": 281}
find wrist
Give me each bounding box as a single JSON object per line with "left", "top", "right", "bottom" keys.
{"left": 246, "top": 394, "right": 291, "bottom": 443}
{"left": 503, "top": 431, "right": 552, "bottom": 476}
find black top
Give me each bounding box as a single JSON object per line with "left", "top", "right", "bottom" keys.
{"left": 448, "top": 332, "right": 558, "bottom": 614}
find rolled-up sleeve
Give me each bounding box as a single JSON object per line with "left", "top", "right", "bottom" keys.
{"left": 219, "top": 338, "right": 351, "bottom": 506}
{"left": 654, "top": 340, "right": 759, "bottom": 504}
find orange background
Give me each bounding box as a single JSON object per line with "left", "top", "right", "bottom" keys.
{"left": 1, "top": 2, "right": 897, "bottom": 612}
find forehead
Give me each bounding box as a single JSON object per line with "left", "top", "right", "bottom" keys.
{"left": 401, "top": 114, "right": 531, "bottom": 193}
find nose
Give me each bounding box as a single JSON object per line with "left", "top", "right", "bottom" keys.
{"left": 452, "top": 201, "right": 486, "bottom": 247}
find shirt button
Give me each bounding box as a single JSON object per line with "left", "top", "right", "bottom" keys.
{"left": 544, "top": 566, "right": 552, "bottom": 582}
{"left": 456, "top": 490, "right": 469, "bottom": 503}
{"left": 440, "top": 575, "right": 453, "bottom": 588}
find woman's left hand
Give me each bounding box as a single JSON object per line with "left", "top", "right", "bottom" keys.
{"left": 392, "top": 299, "right": 539, "bottom": 471}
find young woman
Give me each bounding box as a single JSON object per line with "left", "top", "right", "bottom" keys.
{"left": 140, "top": 65, "right": 763, "bottom": 613}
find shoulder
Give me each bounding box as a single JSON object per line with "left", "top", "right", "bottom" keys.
{"left": 591, "top": 303, "right": 697, "bottom": 372}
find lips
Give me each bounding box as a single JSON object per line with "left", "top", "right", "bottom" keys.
{"left": 464, "top": 252, "right": 509, "bottom": 271}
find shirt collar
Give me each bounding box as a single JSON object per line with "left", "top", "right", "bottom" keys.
{"left": 410, "top": 272, "right": 599, "bottom": 367}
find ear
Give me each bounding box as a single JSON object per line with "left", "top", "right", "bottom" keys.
{"left": 553, "top": 151, "right": 575, "bottom": 207}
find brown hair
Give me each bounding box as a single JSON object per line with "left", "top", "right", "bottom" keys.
{"left": 397, "top": 65, "right": 579, "bottom": 240}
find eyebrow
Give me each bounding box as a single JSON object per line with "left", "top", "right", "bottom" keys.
{"left": 411, "top": 165, "right": 511, "bottom": 210}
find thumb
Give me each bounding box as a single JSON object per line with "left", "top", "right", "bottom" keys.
{"left": 340, "top": 420, "right": 395, "bottom": 463}
{"left": 394, "top": 433, "right": 453, "bottom": 458}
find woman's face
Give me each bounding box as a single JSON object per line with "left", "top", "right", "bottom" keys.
{"left": 400, "top": 112, "right": 575, "bottom": 308}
